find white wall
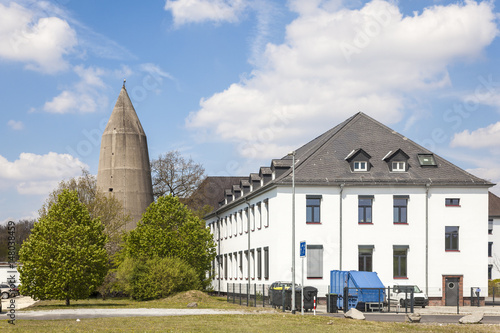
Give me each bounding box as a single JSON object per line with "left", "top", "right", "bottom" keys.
{"left": 209, "top": 185, "right": 489, "bottom": 300}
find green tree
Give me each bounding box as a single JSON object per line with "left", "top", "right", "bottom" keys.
{"left": 19, "top": 190, "right": 108, "bottom": 305}
{"left": 122, "top": 195, "right": 216, "bottom": 288}
{"left": 39, "top": 169, "right": 129, "bottom": 257}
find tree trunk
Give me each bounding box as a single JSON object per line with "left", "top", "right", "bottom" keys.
{"left": 66, "top": 296, "right": 70, "bottom": 306}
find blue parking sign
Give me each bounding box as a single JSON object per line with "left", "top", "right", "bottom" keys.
{"left": 300, "top": 241, "right": 306, "bottom": 257}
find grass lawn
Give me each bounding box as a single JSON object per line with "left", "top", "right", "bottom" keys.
{"left": 1, "top": 291, "right": 499, "bottom": 332}
{"left": 18, "top": 291, "right": 243, "bottom": 311}
{"left": 2, "top": 314, "right": 500, "bottom": 332}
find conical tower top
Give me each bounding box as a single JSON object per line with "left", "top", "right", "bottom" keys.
{"left": 103, "top": 83, "right": 145, "bottom": 136}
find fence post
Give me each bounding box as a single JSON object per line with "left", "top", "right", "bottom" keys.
{"left": 343, "top": 286, "right": 348, "bottom": 313}
{"left": 239, "top": 283, "right": 242, "bottom": 305}
{"left": 410, "top": 289, "right": 414, "bottom": 313}
{"left": 387, "top": 286, "right": 391, "bottom": 313}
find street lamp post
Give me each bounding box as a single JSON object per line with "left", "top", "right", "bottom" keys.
{"left": 290, "top": 151, "right": 296, "bottom": 314}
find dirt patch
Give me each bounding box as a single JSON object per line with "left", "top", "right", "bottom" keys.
{"left": 165, "top": 290, "right": 213, "bottom": 304}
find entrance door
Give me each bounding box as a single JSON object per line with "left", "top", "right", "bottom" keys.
{"left": 445, "top": 277, "right": 460, "bottom": 306}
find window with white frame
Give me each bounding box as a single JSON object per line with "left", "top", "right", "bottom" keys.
{"left": 307, "top": 245, "right": 323, "bottom": 279}
{"left": 392, "top": 161, "right": 405, "bottom": 171}
{"left": 353, "top": 161, "right": 368, "bottom": 171}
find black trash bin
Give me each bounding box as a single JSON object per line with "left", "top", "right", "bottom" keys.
{"left": 326, "top": 293, "right": 338, "bottom": 313}
{"left": 302, "top": 286, "right": 318, "bottom": 311}
{"left": 285, "top": 286, "right": 302, "bottom": 311}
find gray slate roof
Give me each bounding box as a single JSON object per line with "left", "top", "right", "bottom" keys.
{"left": 276, "top": 112, "right": 492, "bottom": 186}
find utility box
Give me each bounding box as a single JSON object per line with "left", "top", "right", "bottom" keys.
{"left": 330, "top": 270, "right": 385, "bottom": 311}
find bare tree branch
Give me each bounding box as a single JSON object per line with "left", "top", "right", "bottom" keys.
{"left": 151, "top": 151, "right": 206, "bottom": 200}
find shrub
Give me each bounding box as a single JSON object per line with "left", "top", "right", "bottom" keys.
{"left": 115, "top": 256, "right": 200, "bottom": 300}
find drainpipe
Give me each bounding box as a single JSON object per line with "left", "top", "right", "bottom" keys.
{"left": 340, "top": 183, "right": 345, "bottom": 270}
{"left": 425, "top": 183, "right": 430, "bottom": 296}
{"left": 244, "top": 198, "right": 251, "bottom": 306}
{"left": 216, "top": 214, "right": 221, "bottom": 296}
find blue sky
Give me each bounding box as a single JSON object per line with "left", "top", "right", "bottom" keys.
{"left": 1, "top": 0, "right": 500, "bottom": 223}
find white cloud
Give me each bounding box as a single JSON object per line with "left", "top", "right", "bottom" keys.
{"left": 165, "top": 0, "right": 247, "bottom": 26}
{"left": 0, "top": 2, "right": 77, "bottom": 73}
{"left": 451, "top": 122, "right": 500, "bottom": 149}
{"left": 43, "top": 65, "right": 108, "bottom": 114}
{"left": 186, "top": 0, "right": 498, "bottom": 159}
{"left": 7, "top": 120, "right": 24, "bottom": 130}
{"left": 0, "top": 152, "right": 87, "bottom": 195}
{"left": 467, "top": 167, "right": 500, "bottom": 196}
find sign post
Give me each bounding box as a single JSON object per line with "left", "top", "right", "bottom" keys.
{"left": 300, "top": 241, "right": 306, "bottom": 315}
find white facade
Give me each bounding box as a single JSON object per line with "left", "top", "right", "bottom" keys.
{"left": 206, "top": 113, "right": 492, "bottom": 305}
{"left": 209, "top": 184, "right": 489, "bottom": 304}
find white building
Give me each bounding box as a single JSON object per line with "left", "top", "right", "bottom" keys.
{"left": 488, "top": 192, "right": 500, "bottom": 280}
{"left": 206, "top": 113, "right": 493, "bottom": 306}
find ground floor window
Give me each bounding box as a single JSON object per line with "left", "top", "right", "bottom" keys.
{"left": 257, "top": 248, "right": 262, "bottom": 279}
{"left": 358, "top": 245, "right": 373, "bottom": 272}
{"left": 393, "top": 246, "right": 408, "bottom": 278}
{"left": 264, "top": 247, "right": 269, "bottom": 279}
{"left": 489, "top": 264, "right": 493, "bottom": 280}
{"left": 307, "top": 245, "right": 323, "bottom": 279}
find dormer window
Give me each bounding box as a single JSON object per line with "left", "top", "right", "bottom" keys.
{"left": 392, "top": 161, "right": 405, "bottom": 171}
{"left": 354, "top": 161, "right": 368, "bottom": 171}
{"left": 383, "top": 149, "right": 409, "bottom": 172}
{"left": 345, "top": 149, "right": 371, "bottom": 172}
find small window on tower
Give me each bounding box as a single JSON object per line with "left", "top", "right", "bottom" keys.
{"left": 109, "top": 188, "right": 113, "bottom": 192}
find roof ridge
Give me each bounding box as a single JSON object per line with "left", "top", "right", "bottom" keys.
{"left": 275, "top": 113, "right": 362, "bottom": 181}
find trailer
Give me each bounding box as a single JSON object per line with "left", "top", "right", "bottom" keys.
{"left": 329, "top": 270, "right": 385, "bottom": 311}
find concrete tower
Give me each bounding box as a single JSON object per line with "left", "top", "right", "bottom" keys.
{"left": 97, "top": 82, "right": 154, "bottom": 230}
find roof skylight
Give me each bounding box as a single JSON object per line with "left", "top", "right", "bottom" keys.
{"left": 418, "top": 154, "right": 437, "bottom": 166}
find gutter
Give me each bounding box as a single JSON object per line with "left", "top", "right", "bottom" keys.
{"left": 339, "top": 183, "right": 345, "bottom": 270}
{"left": 425, "top": 183, "right": 430, "bottom": 296}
